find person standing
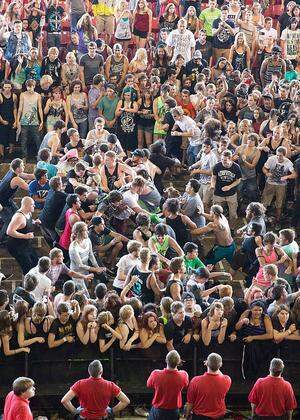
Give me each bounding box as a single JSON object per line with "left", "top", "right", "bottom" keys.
{"left": 6, "top": 197, "right": 39, "bottom": 275}
{"left": 0, "top": 80, "right": 17, "bottom": 159}
{"left": 211, "top": 149, "right": 241, "bottom": 226}
{"left": 186, "top": 353, "right": 231, "bottom": 420}
{"left": 147, "top": 350, "right": 189, "bottom": 420}
{"left": 248, "top": 358, "right": 297, "bottom": 420}
{"left": 16, "top": 79, "right": 43, "bottom": 159}
{"left": 61, "top": 359, "right": 130, "bottom": 418}
{"left": 4, "top": 377, "right": 35, "bottom": 420}
{"left": 167, "top": 18, "right": 196, "bottom": 64}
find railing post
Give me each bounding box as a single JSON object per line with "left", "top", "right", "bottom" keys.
{"left": 193, "top": 345, "right": 197, "bottom": 377}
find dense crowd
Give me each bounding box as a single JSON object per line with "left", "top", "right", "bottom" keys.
{"left": 0, "top": 0, "right": 300, "bottom": 417}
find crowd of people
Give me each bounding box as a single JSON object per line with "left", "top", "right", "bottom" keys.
{"left": 0, "top": 0, "right": 300, "bottom": 417}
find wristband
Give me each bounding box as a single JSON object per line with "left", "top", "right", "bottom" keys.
{"left": 63, "top": 337, "right": 67, "bottom": 343}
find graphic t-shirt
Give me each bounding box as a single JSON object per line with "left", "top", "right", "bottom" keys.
{"left": 212, "top": 18, "right": 235, "bottom": 49}
{"left": 281, "top": 28, "right": 300, "bottom": 60}
{"left": 45, "top": 6, "right": 65, "bottom": 33}
{"left": 264, "top": 156, "right": 294, "bottom": 185}
{"left": 213, "top": 161, "right": 242, "bottom": 196}
{"left": 166, "top": 29, "right": 196, "bottom": 63}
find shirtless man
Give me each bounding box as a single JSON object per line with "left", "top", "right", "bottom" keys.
{"left": 192, "top": 204, "right": 236, "bottom": 266}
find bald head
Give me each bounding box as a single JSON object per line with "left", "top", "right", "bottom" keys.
{"left": 21, "top": 197, "right": 34, "bottom": 212}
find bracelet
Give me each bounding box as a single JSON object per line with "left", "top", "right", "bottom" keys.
{"left": 63, "top": 337, "right": 67, "bottom": 343}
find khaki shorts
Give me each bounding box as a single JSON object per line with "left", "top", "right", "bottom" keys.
{"left": 95, "top": 15, "right": 115, "bottom": 35}
{"left": 199, "top": 183, "right": 213, "bottom": 206}
{"left": 262, "top": 182, "right": 286, "bottom": 209}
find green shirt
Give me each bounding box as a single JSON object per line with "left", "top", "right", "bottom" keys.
{"left": 184, "top": 256, "right": 205, "bottom": 272}
{"left": 199, "top": 7, "right": 221, "bottom": 37}
{"left": 37, "top": 161, "right": 57, "bottom": 179}
{"left": 98, "top": 95, "right": 119, "bottom": 125}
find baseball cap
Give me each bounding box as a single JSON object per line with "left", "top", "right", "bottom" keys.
{"left": 132, "top": 149, "right": 145, "bottom": 158}
{"left": 272, "top": 45, "right": 282, "bottom": 54}
{"left": 193, "top": 50, "right": 202, "bottom": 59}
{"left": 60, "top": 148, "right": 79, "bottom": 162}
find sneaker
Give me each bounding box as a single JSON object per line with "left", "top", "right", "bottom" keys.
{"left": 134, "top": 407, "right": 149, "bottom": 417}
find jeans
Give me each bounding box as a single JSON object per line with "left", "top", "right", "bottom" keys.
{"left": 238, "top": 177, "right": 260, "bottom": 203}
{"left": 77, "top": 119, "right": 88, "bottom": 139}
{"left": 187, "top": 144, "right": 202, "bottom": 166}
{"left": 20, "top": 125, "right": 40, "bottom": 158}
{"left": 47, "top": 33, "right": 61, "bottom": 48}
{"left": 7, "top": 244, "right": 39, "bottom": 275}
{"left": 148, "top": 407, "right": 180, "bottom": 420}
{"left": 40, "top": 225, "right": 58, "bottom": 247}
{"left": 0, "top": 200, "right": 18, "bottom": 242}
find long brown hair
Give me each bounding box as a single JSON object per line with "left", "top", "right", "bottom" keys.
{"left": 79, "top": 304, "right": 97, "bottom": 333}
{"left": 140, "top": 311, "right": 160, "bottom": 333}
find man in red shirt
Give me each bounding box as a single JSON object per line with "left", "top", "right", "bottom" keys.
{"left": 147, "top": 350, "right": 189, "bottom": 420}
{"left": 4, "top": 376, "right": 35, "bottom": 420}
{"left": 61, "top": 359, "right": 130, "bottom": 419}
{"left": 248, "top": 358, "right": 297, "bottom": 420}
{"left": 186, "top": 352, "right": 231, "bottom": 419}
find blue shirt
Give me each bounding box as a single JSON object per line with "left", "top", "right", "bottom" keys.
{"left": 28, "top": 180, "right": 50, "bottom": 209}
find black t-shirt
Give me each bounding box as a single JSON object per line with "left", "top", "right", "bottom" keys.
{"left": 185, "top": 58, "right": 208, "bottom": 86}
{"left": 41, "top": 57, "right": 62, "bottom": 86}
{"left": 89, "top": 225, "right": 111, "bottom": 249}
{"left": 164, "top": 316, "right": 193, "bottom": 346}
{"left": 65, "top": 169, "right": 89, "bottom": 194}
{"left": 39, "top": 190, "right": 67, "bottom": 229}
{"left": 150, "top": 152, "right": 175, "bottom": 173}
{"left": 45, "top": 5, "right": 65, "bottom": 33}
{"left": 213, "top": 161, "right": 242, "bottom": 197}
{"left": 212, "top": 19, "right": 235, "bottom": 49}
{"left": 195, "top": 40, "right": 213, "bottom": 64}
{"left": 49, "top": 317, "right": 76, "bottom": 340}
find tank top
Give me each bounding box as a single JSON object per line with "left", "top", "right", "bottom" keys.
{"left": 48, "top": 103, "right": 64, "bottom": 118}
{"left": 152, "top": 235, "right": 169, "bottom": 256}
{"left": 166, "top": 215, "right": 189, "bottom": 247}
{"left": 137, "top": 99, "right": 154, "bottom": 127}
{"left": 0, "top": 170, "right": 18, "bottom": 204}
{"left": 20, "top": 93, "right": 39, "bottom": 126}
{"left": 0, "top": 93, "right": 14, "bottom": 123}
{"left": 104, "top": 162, "right": 119, "bottom": 191}
{"left": 238, "top": 146, "right": 257, "bottom": 180}
{"left": 130, "top": 266, "right": 154, "bottom": 304}
{"left": 165, "top": 278, "right": 183, "bottom": 299}
{"left": 115, "top": 16, "right": 132, "bottom": 40}
{"left": 242, "top": 313, "right": 266, "bottom": 337}
{"left": 261, "top": 120, "right": 272, "bottom": 138}
{"left": 269, "top": 137, "right": 284, "bottom": 155}
{"left": 134, "top": 12, "right": 149, "bottom": 32}
{"left": 264, "top": 58, "right": 285, "bottom": 86}
{"left": 29, "top": 318, "right": 49, "bottom": 338}
{"left": 232, "top": 49, "right": 247, "bottom": 72}
{"left": 59, "top": 208, "right": 77, "bottom": 250}
{"left": 205, "top": 317, "right": 222, "bottom": 339}
{"left": 255, "top": 247, "right": 279, "bottom": 287}
{"left": 7, "top": 210, "right": 34, "bottom": 248}
{"left": 110, "top": 55, "right": 125, "bottom": 78}
{"left": 70, "top": 95, "right": 87, "bottom": 123}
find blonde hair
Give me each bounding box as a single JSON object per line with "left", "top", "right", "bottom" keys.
{"left": 71, "top": 221, "right": 88, "bottom": 242}
{"left": 140, "top": 247, "right": 151, "bottom": 264}
{"left": 119, "top": 304, "right": 134, "bottom": 322}
{"left": 97, "top": 311, "right": 114, "bottom": 326}
{"left": 233, "top": 32, "right": 248, "bottom": 49}
{"left": 131, "top": 48, "right": 148, "bottom": 66}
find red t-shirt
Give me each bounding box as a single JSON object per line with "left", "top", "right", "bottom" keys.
{"left": 187, "top": 372, "right": 231, "bottom": 418}
{"left": 71, "top": 376, "right": 121, "bottom": 418}
{"left": 4, "top": 391, "right": 33, "bottom": 420}
{"left": 147, "top": 368, "right": 189, "bottom": 409}
{"left": 248, "top": 376, "right": 297, "bottom": 417}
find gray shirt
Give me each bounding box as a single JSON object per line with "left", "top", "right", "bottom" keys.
{"left": 79, "top": 53, "right": 104, "bottom": 85}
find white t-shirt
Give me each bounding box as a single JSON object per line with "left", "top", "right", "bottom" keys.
{"left": 259, "top": 27, "right": 277, "bottom": 42}
{"left": 166, "top": 29, "right": 196, "bottom": 63}
{"left": 29, "top": 266, "right": 52, "bottom": 301}
{"left": 198, "top": 151, "right": 218, "bottom": 184}
{"left": 265, "top": 155, "right": 294, "bottom": 185}
{"left": 113, "top": 254, "right": 140, "bottom": 289}
{"left": 175, "top": 115, "right": 202, "bottom": 146}
{"left": 281, "top": 28, "right": 300, "bottom": 60}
